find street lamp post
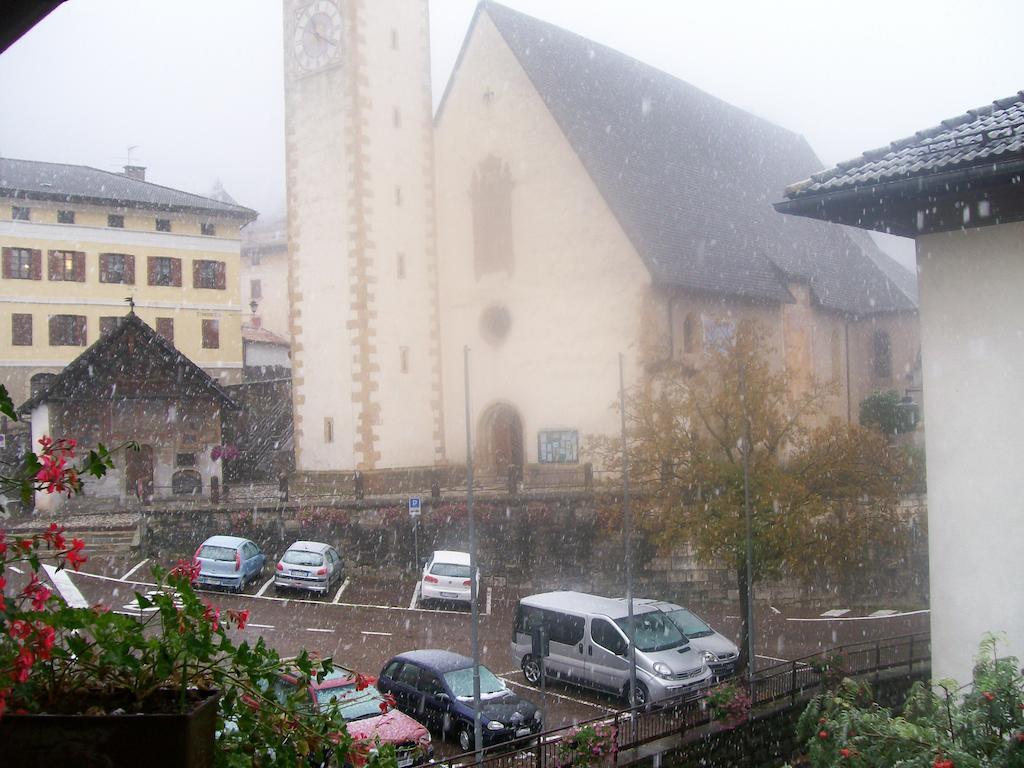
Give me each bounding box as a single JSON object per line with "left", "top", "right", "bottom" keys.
{"left": 619, "top": 354, "right": 638, "bottom": 739}
{"left": 464, "top": 346, "right": 483, "bottom": 762}
{"left": 739, "top": 361, "right": 756, "bottom": 698}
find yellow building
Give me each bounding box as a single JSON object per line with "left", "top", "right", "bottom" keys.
{"left": 0, "top": 157, "right": 257, "bottom": 415}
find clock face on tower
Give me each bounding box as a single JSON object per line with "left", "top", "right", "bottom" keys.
{"left": 293, "top": 0, "right": 343, "bottom": 74}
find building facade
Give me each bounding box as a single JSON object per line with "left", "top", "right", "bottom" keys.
{"left": 777, "top": 90, "right": 1024, "bottom": 685}
{"left": 283, "top": 1, "right": 920, "bottom": 481}
{"left": 240, "top": 217, "right": 290, "bottom": 341}
{"left": 0, "top": 158, "right": 257, "bottom": 417}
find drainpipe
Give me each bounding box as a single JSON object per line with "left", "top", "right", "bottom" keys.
{"left": 666, "top": 295, "right": 675, "bottom": 361}
{"left": 844, "top": 321, "right": 853, "bottom": 422}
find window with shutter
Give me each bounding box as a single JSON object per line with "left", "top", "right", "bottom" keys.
{"left": 100, "top": 253, "right": 134, "bottom": 284}
{"left": 3, "top": 248, "right": 39, "bottom": 280}
{"left": 201, "top": 319, "right": 219, "bottom": 349}
{"left": 49, "top": 315, "right": 87, "bottom": 346}
{"left": 107, "top": 214, "right": 124, "bottom": 228}
{"left": 11, "top": 313, "right": 32, "bottom": 346}
{"left": 57, "top": 210, "right": 75, "bottom": 224}
{"left": 11, "top": 206, "right": 30, "bottom": 221}
{"left": 193, "top": 260, "right": 225, "bottom": 289}
{"left": 149, "top": 256, "right": 180, "bottom": 287}
{"left": 156, "top": 218, "right": 171, "bottom": 232}
{"left": 48, "top": 251, "right": 85, "bottom": 282}
{"left": 99, "top": 316, "right": 120, "bottom": 337}
{"left": 200, "top": 222, "right": 216, "bottom": 236}
{"left": 156, "top": 317, "right": 174, "bottom": 344}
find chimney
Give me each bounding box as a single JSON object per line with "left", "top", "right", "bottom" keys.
{"left": 123, "top": 165, "right": 146, "bottom": 181}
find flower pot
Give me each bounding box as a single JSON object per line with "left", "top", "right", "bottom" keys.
{"left": 0, "top": 689, "right": 220, "bottom": 768}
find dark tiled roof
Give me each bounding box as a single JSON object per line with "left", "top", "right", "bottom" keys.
{"left": 784, "top": 92, "right": 1024, "bottom": 199}
{"left": 0, "top": 157, "right": 257, "bottom": 220}
{"left": 19, "top": 312, "right": 237, "bottom": 413}
{"left": 478, "top": 2, "right": 915, "bottom": 315}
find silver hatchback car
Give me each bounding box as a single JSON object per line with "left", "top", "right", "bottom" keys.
{"left": 274, "top": 541, "right": 344, "bottom": 595}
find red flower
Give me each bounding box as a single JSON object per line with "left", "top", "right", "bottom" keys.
{"left": 202, "top": 604, "right": 221, "bottom": 632}
{"left": 65, "top": 539, "right": 87, "bottom": 570}
{"left": 227, "top": 609, "right": 250, "bottom": 630}
{"left": 14, "top": 646, "right": 34, "bottom": 683}
{"left": 981, "top": 691, "right": 995, "bottom": 702}
{"left": 934, "top": 759, "right": 954, "bottom": 768}
{"left": 354, "top": 673, "right": 374, "bottom": 692}
{"left": 819, "top": 730, "right": 829, "bottom": 740}
{"left": 9, "top": 619, "right": 32, "bottom": 639}
{"left": 1015, "top": 731, "right": 1024, "bottom": 743}
{"left": 170, "top": 558, "right": 201, "bottom": 582}
{"left": 379, "top": 693, "right": 397, "bottom": 713}
{"left": 840, "top": 748, "right": 852, "bottom": 758}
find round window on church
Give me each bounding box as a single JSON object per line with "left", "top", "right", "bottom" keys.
{"left": 480, "top": 304, "right": 512, "bottom": 345}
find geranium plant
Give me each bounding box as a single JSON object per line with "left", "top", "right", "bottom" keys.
{"left": 556, "top": 722, "right": 618, "bottom": 768}
{"left": 706, "top": 680, "right": 752, "bottom": 729}
{"left": 795, "top": 635, "right": 1023, "bottom": 768}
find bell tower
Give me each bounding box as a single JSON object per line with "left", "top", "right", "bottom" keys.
{"left": 283, "top": 0, "right": 444, "bottom": 471}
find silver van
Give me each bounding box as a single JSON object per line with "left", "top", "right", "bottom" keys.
{"left": 640, "top": 599, "right": 740, "bottom": 681}
{"left": 510, "top": 592, "right": 712, "bottom": 707}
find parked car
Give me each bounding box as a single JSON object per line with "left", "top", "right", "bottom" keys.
{"left": 641, "top": 599, "right": 740, "bottom": 680}
{"left": 378, "top": 650, "right": 542, "bottom": 753}
{"left": 511, "top": 592, "right": 712, "bottom": 708}
{"left": 419, "top": 550, "right": 478, "bottom": 606}
{"left": 274, "top": 540, "right": 345, "bottom": 595}
{"left": 272, "top": 668, "right": 433, "bottom": 767}
{"left": 193, "top": 535, "right": 265, "bottom": 593}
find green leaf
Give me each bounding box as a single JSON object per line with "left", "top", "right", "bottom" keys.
{"left": 0, "top": 384, "right": 17, "bottom": 421}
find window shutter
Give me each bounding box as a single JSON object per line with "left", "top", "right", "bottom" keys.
{"left": 192, "top": 260, "right": 200, "bottom": 289}
{"left": 2, "top": 247, "right": 12, "bottom": 279}
{"left": 48, "top": 250, "right": 62, "bottom": 280}
{"left": 124, "top": 254, "right": 135, "bottom": 285}
{"left": 170, "top": 258, "right": 182, "bottom": 287}
{"left": 215, "top": 261, "right": 226, "bottom": 290}
{"left": 73, "top": 252, "right": 86, "bottom": 282}
{"left": 147, "top": 256, "right": 157, "bottom": 285}
{"left": 76, "top": 315, "right": 87, "bottom": 345}
{"left": 99, "top": 253, "right": 110, "bottom": 282}
{"left": 31, "top": 250, "right": 42, "bottom": 280}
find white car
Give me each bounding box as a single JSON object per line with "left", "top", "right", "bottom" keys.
{"left": 274, "top": 541, "right": 345, "bottom": 595}
{"left": 420, "top": 550, "right": 478, "bottom": 606}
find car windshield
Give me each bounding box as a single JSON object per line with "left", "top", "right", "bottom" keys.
{"left": 444, "top": 666, "right": 506, "bottom": 700}
{"left": 283, "top": 550, "right": 324, "bottom": 566}
{"left": 615, "top": 611, "right": 686, "bottom": 652}
{"left": 198, "top": 545, "right": 236, "bottom": 562}
{"left": 663, "top": 608, "right": 713, "bottom": 638}
{"left": 316, "top": 682, "right": 384, "bottom": 721}
{"left": 430, "top": 563, "right": 470, "bottom": 578}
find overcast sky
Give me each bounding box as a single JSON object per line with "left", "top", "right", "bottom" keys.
{"left": 2, "top": 0, "right": 1021, "bottom": 270}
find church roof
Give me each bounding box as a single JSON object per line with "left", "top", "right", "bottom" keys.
{"left": 19, "top": 311, "right": 237, "bottom": 413}
{"left": 0, "top": 157, "right": 257, "bottom": 221}
{"left": 472, "top": 2, "right": 915, "bottom": 315}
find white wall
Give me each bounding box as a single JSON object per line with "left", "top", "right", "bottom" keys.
{"left": 916, "top": 221, "right": 1024, "bottom": 684}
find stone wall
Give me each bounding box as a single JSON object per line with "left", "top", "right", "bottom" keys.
{"left": 139, "top": 494, "right": 928, "bottom": 609}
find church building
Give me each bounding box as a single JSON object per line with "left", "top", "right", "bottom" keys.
{"left": 283, "top": 1, "right": 919, "bottom": 480}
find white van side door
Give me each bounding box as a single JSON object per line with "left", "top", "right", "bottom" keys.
{"left": 587, "top": 617, "right": 631, "bottom": 693}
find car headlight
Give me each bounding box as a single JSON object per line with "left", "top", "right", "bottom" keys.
{"left": 702, "top": 651, "right": 718, "bottom": 664}
{"left": 487, "top": 720, "right": 504, "bottom": 731}
{"left": 652, "top": 662, "right": 673, "bottom": 678}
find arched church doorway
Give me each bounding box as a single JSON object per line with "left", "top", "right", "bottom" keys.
{"left": 478, "top": 403, "right": 524, "bottom": 481}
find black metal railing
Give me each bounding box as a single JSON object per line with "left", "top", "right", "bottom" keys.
{"left": 436, "top": 631, "right": 930, "bottom": 768}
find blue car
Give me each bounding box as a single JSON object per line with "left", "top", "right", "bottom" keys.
{"left": 194, "top": 535, "right": 265, "bottom": 593}
{"left": 378, "top": 650, "right": 542, "bottom": 753}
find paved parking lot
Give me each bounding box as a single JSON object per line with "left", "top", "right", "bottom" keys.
{"left": 36, "top": 555, "right": 929, "bottom": 757}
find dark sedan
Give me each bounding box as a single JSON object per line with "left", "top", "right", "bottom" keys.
{"left": 378, "top": 650, "right": 543, "bottom": 753}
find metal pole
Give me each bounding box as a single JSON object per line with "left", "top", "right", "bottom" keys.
{"left": 620, "top": 354, "right": 638, "bottom": 737}
{"left": 465, "top": 346, "right": 483, "bottom": 761}
{"left": 740, "top": 361, "right": 756, "bottom": 698}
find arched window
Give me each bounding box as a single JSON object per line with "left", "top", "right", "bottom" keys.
{"left": 470, "top": 155, "right": 514, "bottom": 279}
{"left": 172, "top": 470, "right": 202, "bottom": 496}
{"left": 682, "top": 313, "right": 700, "bottom": 354}
{"left": 872, "top": 330, "right": 892, "bottom": 379}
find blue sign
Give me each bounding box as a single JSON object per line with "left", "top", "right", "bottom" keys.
{"left": 408, "top": 496, "right": 421, "bottom": 517}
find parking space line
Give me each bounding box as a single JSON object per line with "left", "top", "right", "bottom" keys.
{"left": 332, "top": 578, "right": 350, "bottom": 604}
{"left": 9, "top": 566, "right": 24, "bottom": 574}
{"left": 248, "top": 623, "right": 275, "bottom": 629}
{"left": 820, "top": 608, "right": 851, "bottom": 617}
{"left": 409, "top": 582, "right": 420, "bottom": 610}
{"left": 756, "top": 653, "right": 791, "bottom": 663}
{"left": 501, "top": 678, "right": 618, "bottom": 713}
{"left": 119, "top": 559, "right": 149, "bottom": 581}
{"left": 788, "top": 609, "right": 929, "bottom": 622}
{"left": 485, "top": 586, "right": 492, "bottom": 616}
{"left": 361, "top": 630, "right": 392, "bottom": 637}
{"left": 255, "top": 577, "right": 274, "bottom": 597}
{"left": 868, "top": 609, "right": 898, "bottom": 618}
{"left": 42, "top": 565, "right": 90, "bottom": 608}
{"left": 306, "top": 627, "right": 334, "bottom": 633}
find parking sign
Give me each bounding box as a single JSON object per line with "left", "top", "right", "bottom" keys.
{"left": 408, "top": 496, "right": 421, "bottom": 517}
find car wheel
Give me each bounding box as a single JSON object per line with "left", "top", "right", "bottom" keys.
{"left": 457, "top": 723, "right": 473, "bottom": 753}
{"left": 627, "top": 681, "right": 650, "bottom": 710}
{"left": 521, "top": 655, "right": 542, "bottom": 686}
